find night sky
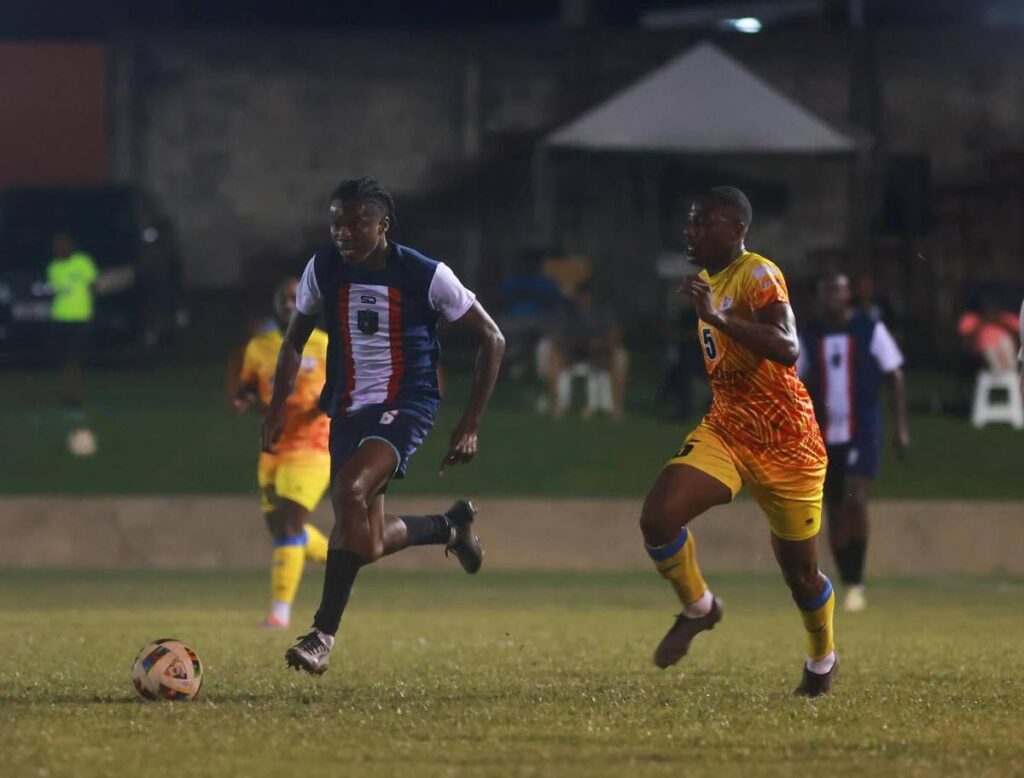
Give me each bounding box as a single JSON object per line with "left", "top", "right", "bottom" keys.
{"left": 0, "top": 0, "right": 995, "bottom": 38}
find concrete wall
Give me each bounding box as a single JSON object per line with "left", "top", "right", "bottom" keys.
{"left": 2, "top": 496, "right": 1022, "bottom": 576}
{"left": 0, "top": 43, "right": 109, "bottom": 188}
{"left": 111, "top": 28, "right": 1024, "bottom": 301}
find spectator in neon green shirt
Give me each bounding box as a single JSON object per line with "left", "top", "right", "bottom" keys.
{"left": 48, "top": 232, "right": 98, "bottom": 323}
{"left": 47, "top": 232, "right": 97, "bottom": 416}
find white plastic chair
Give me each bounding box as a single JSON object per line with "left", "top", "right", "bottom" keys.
{"left": 971, "top": 343, "right": 1024, "bottom": 429}
{"left": 557, "top": 363, "right": 613, "bottom": 416}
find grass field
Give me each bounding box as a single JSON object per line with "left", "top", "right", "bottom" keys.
{"left": 3, "top": 362, "right": 1024, "bottom": 499}
{"left": 1, "top": 569, "right": 1023, "bottom": 777}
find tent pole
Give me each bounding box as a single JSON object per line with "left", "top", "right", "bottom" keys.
{"left": 532, "top": 144, "right": 555, "bottom": 248}
{"left": 847, "top": 0, "right": 879, "bottom": 270}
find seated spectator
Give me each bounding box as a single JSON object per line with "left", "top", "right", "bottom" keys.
{"left": 497, "top": 250, "right": 569, "bottom": 380}
{"left": 659, "top": 302, "right": 704, "bottom": 419}
{"left": 958, "top": 297, "right": 1020, "bottom": 372}
{"left": 536, "top": 282, "right": 628, "bottom": 421}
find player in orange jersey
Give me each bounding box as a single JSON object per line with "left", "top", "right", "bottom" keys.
{"left": 234, "top": 278, "right": 332, "bottom": 629}
{"left": 638, "top": 187, "right": 837, "bottom": 697}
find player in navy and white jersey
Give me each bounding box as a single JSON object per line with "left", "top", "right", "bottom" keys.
{"left": 1018, "top": 297, "right": 1024, "bottom": 402}
{"left": 262, "top": 178, "right": 505, "bottom": 675}
{"left": 798, "top": 271, "right": 909, "bottom": 613}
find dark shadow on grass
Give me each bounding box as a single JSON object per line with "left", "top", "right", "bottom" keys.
{"left": 0, "top": 693, "right": 140, "bottom": 705}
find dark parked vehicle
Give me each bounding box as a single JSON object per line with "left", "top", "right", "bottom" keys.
{"left": 0, "top": 186, "right": 185, "bottom": 362}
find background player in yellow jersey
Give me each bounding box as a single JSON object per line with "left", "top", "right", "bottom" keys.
{"left": 235, "top": 278, "right": 332, "bottom": 628}
{"left": 639, "top": 187, "right": 837, "bottom": 697}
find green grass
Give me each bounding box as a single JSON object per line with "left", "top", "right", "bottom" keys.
{"left": 2, "top": 363, "right": 1023, "bottom": 498}
{"left": 1, "top": 569, "right": 1023, "bottom": 776}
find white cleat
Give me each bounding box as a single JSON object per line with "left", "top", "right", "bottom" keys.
{"left": 844, "top": 585, "right": 867, "bottom": 613}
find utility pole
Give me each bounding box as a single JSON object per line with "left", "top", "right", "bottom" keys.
{"left": 848, "top": 0, "right": 878, "bottom": 269}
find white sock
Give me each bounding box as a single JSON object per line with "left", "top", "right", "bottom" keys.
{"left": 271, "top": 600, "right": 291, "bottom": 623}
{"left": 316, "top": 630, "right": 335, "bottom": 649}
{"left": 806, "top": 651, "right": 836, "bottom": 675}
{"left": 683, "top": 589, "right": 714, "bottom": 618}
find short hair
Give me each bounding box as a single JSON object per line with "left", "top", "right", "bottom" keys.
{"left": 329, "top": 177, "right": 396, "bottom": 227}
{"left": 702, "top": 186, "right": 753, "bottom": 228}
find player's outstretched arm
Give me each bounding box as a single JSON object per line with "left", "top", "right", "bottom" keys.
{"left": 887, "top": 367, "right": 910, "bottom": 457}
{"left": 262, "top": 311, "right": 317, "bottom": 452}
{"left": 680, "top": 276, "right": 799, "bottom": 366}
{"left": 439, "top": 302, "right": 505, "bottom": 474}
{"left": 1018, "top": 299, "right": 1024, "bottom": 402}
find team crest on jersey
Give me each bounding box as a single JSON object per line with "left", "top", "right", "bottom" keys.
{"left": 357, "top": 310, "right": 379, "bottom": 335}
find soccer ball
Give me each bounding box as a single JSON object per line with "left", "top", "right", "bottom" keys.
{"left": 67, "top": 427, "right": 97, "bottom": 457}
{"left": 131, "top": 639, "right": 204, "bottom": 701}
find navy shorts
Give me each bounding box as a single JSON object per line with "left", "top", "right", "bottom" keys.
{"left": 824, "top": 436, "right": 881, "bottom": 507}
{"left": 329, "top": 405, "right": 435, "bottom": 482}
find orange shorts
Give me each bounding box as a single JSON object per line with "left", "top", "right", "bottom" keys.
{"left": 665, "top": 421, "right": 826, "bottom": 541}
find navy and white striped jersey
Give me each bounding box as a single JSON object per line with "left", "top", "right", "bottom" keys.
{"left": 295, "top": 242, "right": 475, "bottom": 418}
{"left": 798, "top": 312, "right": 903, "bottom": 445}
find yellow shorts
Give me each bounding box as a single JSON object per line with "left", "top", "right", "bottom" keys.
{"left": 257, "top": 451, "right": 331, "bottom": 514}
{"left": 665, "top": 422, "right": 826, "bottom": 542}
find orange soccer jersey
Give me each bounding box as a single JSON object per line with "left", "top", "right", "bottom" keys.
{"left": 697, "top": 252, "right": 825, "bottom": 467}
{"left": 240, "top": 327, "right": 330, "bottom": 454}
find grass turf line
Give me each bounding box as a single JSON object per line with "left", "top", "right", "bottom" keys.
{"left": 2, "top": 363, "right": 1024, "bottom": 498}
{"left": 0, "top": 569, "right": 1022, "bottom": 777}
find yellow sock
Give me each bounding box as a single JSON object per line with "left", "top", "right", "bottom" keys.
{"left": 799, "top": 576, "right": 836, "bottom": 660}
{"left": 303, "top": 524, "right": 329, "bottom": 563}
{"left": 645, "top": 529, "right": 708, "bottom": 607}
{"left": 271, "top": 535, "right": 306, "bottom": 606}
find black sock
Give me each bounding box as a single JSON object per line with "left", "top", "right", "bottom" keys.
{"left": 847, "top": 538, "right": 866, "bottom": 584}
{"left": 834, "top": 539, "right": 867, "bottom": 585}
{"left": 312, "top": 549, "right": 366, "bottom": 636}
{"left": 403, "top": 514, "right": 452, "bottom": 546}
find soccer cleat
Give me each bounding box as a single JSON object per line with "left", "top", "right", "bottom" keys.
{"left": 444, "top": 499, "right": 483, "bottom": 574}
{"left": 261, "top": 615, "right": 289, "bottom": 630}
{"left": 844, "top": 585, "right": 866, "bottom": 613}
{"left": 795, "top": 656, "right": 838, "bottom": 698}
{"left": 653, "top": 597, "right": 723, "bottom": 669}
{"left": 284, "top": 631, "right": 331, "bottom": 675}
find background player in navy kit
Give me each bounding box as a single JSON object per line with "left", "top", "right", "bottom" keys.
{"left": 798, "top": 271, "right": 909, "bottom": 612}
{"left": 263, "top": 178, "right": 505, "bottom": 675}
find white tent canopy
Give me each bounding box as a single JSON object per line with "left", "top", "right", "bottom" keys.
{"left": 546, "top": 42, "right": 855, "bottom": 155}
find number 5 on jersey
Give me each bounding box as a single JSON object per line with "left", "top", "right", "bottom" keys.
{"left": 701, "top": 327, "right": 718, "bottom": 361}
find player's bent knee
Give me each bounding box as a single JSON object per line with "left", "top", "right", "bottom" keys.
{"left": 639, "top": 498, "right": 678, "bottom": 546}
{"left": 782, "top": 563, "right": 821, "bottom": 599}
{"left": 332, "top": 474, "right": 370, "bottom": 511}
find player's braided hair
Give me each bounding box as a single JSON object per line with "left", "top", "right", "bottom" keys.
{"left": 330, "top": 177, "right": 396, "bottom": 227}
{"left": 704, "top": 185, "right": 753, "bottom": 228}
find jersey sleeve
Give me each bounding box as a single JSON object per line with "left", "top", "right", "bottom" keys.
{"left": 82, "top": 255, "right": 98, "bottom": 284}
{"left": 239, "top": 339, "right": 258, "bottom": 384}
{"left": 295, "top": 256, "right": 322, "bottom": 315}
{"left": 746, "top": 261, "right": 789, "bottom": 309}
{"left": 870, "top": 321, "right": 904, "bottom": 373}
{"left": 428, "top": 262, "right": 477, "bottom": 322}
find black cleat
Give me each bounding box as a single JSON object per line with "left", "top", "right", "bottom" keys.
{"left": 284, "top": 631, "right": 331, "bottom": 675}
{"left": 795, "top": 657, "right": 838, "bottom": 698}
{"left": 444, "top": 499, "right": 483, "bottom": 574}
{"left": 653, "top": 598, "right": 723, "bottom": 669}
